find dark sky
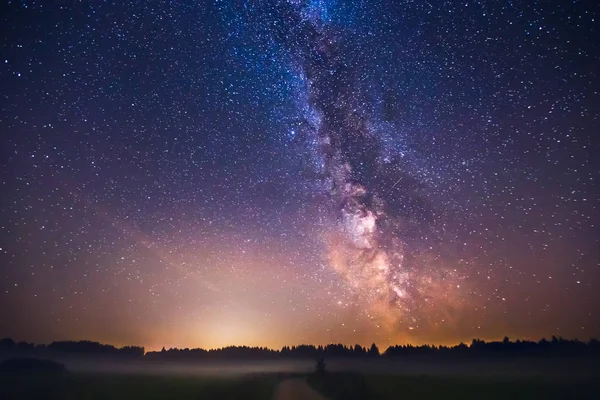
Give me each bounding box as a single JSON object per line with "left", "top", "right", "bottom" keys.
{"left": 0, "top": 0, "right": 598, "bottom": 350}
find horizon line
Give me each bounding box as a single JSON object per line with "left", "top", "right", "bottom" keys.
{"left": 2, "top": 335, "right": 598, "bottom": 353}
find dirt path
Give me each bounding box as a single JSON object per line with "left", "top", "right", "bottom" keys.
{"left": 272, "top": 379, "right": 330, "bottom": 400}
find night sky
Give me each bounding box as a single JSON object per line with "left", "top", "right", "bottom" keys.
{"left": 1, "top": 0, "right": 598, "bottom": 351}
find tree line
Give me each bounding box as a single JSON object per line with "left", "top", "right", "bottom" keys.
{"left": 0, "top": 339, "right": 144, "bottom": 358}
{"left": 1, "top": 336, "right": 598, "bottom": 361}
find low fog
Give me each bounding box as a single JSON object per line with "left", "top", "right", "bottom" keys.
{"left": 31, "top": 357, "right": 597, "bottom": 381}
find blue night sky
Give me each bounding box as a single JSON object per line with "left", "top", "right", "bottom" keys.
{"left": 0, "top": 0, "right": 598, "bottom": 350}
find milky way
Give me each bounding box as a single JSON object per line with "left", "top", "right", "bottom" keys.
{"left": 258, "top": 0, "right": 471, "bottom": 336}
{"left": 0, "top": 0, "right": 598, "bottom": 349}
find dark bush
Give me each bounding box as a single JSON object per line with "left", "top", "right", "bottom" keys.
{"left": 0, "top": 357, "right": 67, "bottom": 375}
{"left": 315, "top": 357, "right": 326, "bottom": 374}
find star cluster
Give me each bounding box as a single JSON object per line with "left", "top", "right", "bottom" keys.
{"left": 0, "top": 0, "right": 598, "bottom": 350}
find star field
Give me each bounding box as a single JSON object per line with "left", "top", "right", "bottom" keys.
{"left": 0, "top": 0, "right": 598, "bottom": 350}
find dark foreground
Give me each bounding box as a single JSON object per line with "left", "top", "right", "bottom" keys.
{"left": 1, "top": 372, "right": 600, "bottom": 400}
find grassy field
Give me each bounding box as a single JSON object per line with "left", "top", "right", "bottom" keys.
{"left": 0, "top": 373, "right": 281, "bottom": 400}
{"left": 1, "top": 371, "right": 599, "bottom": 399}
{"left": 308, "top": 372, "right": 600, "bottom": 400}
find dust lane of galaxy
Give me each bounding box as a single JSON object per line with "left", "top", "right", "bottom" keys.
{"left": 0, "top": 0, "right": 598, "bottom": 350}
{"left": 258, "top": 0, "right": 471, "bottom": 338}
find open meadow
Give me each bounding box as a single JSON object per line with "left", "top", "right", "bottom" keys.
{"left": 1, "top": 369, "right": 599, "bottom": 400}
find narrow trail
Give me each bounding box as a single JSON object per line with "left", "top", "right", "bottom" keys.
{"left": 272, "top": 379, "right": 330, "bottom": 400}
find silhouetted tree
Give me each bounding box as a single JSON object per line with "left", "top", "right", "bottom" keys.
{"left": 369, "top": 343, "right": 379, "bottom": 356}
{"left": 315, "top": 357, "right": 326, "bottom": 374}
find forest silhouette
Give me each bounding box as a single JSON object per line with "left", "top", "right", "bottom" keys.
{"left": 1, "top": 337, "right": 599, "bottom": 361}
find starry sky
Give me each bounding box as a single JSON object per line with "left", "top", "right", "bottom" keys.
{"left": 0, "top": 0, "right": 598, "bottom": 351}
